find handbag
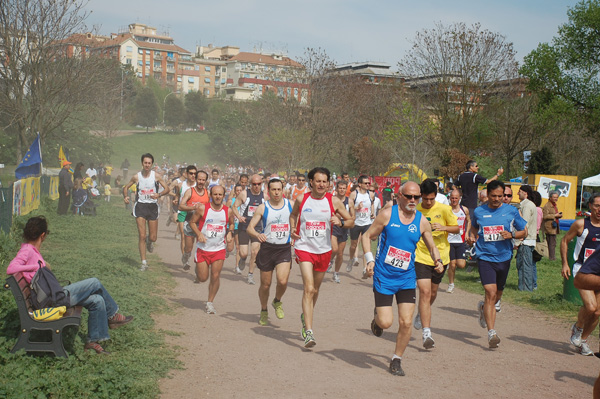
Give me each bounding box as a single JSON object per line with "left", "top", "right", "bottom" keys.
{"left": 31, "top": 306, "right": 67, "bottom": 321}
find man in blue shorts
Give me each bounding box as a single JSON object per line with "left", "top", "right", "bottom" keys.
{"left": 468, "top": 180, "right": 527, "bottom": 348}
{"left": 361, "top": 181, "right": 443, "bottom": 376}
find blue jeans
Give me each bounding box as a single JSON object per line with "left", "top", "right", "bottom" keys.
{"left": 63, "top": 278, "right": 118, "bottom": 343}
{"left": 516, "top": 245, "right": 535, "bottom": 291}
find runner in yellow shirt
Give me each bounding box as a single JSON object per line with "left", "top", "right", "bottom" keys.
{"left": 413, "top": 179, "right": 459, "bottom": 349}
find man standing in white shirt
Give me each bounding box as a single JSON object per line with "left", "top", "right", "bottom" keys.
{"left": 516, "top": 185, "right": 537, "bottom": 291}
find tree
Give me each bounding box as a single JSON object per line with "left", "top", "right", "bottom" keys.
{"left": 185, "top": 91, "right": 208, "bottom": 127}
{"left": 399, "top": 22, "right": 519, "bottom": 154}
{"left": 131, "top": 87, "right": 159, "bottom": 132}
{"left": 527, "top": 146, "right": 558, "bottom": 174}
{"left": 164, "top": 95, "right": 185, "bottom": 128}
{"left": 439, "top": 148, "right": 470, "bottom": 181}
{"left": 0, "top": 0, "right": 121, "bottom": 159}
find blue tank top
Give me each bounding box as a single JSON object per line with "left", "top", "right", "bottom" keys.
{"left": 574, "top": 218, "right": 600, "bottom": 266}
{"left": 374, "top": 205, "right": 422, "bottom": 294}
{"left": 239, "top": 189, "right": 264, "bottom": 231}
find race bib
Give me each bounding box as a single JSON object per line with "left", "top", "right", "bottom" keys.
{"left": 357, "top": 207, "right": 369, "bottom": 219}
{"left": 206, "top": 224, "right": 225, "bottom": 239}
{"left": 247, "top": 205, "right": 257, "bottom": 217}
{"left": 384, "top": 246, "right": 411, "bottom": 270}
{"left": 305, "top": 221, "right": 326, "bottom": 238}
{"left": 584, "top": 248, "right": 595, "bottom": 262}
{"left": 139, "top": 188, "right": 155, "bottom": 201}
{"left": 483, "top": 225, "right": 504, "bottom": 242}
{"left": 271, "top": 223, "right": 289, "bottom": 239}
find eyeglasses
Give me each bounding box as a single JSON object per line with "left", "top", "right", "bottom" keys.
{"left": 362, "top": 181, "right": 370, "bottom": 185}
{"left": 504, "top": 194, "right": 513, "bottom": 198}
{"left": 188, "top": 172, "right": 197, "bottom": 176}
{"left": 251, "top": 182, "right": 262, "bottom": 186}
{"left": 402, "top": 194, "right": 421, "bottom": 200}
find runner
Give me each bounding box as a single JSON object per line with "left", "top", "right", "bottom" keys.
{"left": 346, "top": 175, "right": 376, "bottom": 273}
{"left": 328, "top": 180, "right": 355, "bottom": 283}
{"left": 188, "top": 185, "right": 234, "bottom": 314}
{"left": 468, "top": 180, "right": 527, "bottom": 348}
{"left": 413, "top": 180, "right": 459, "bottom": 349}
{"left": 179, "top": 170, "right": 209, "bottom": 270}
{"left": 208, "top": 168, "right": 221, "bottom": 190}
{"left": 246, "top": 178, "right": 293, "bottom": 326}
{"left": 288, "top": 173, "right": 310, "bottom": 205}
{"left": 232, "top": 174, "right": 266, "bottom": 285}
{"left": 226, "top": 184, "right": 244, "bottom": 267}
{"left": 446, "top": 189, "right": 470, "bottom": 293}
{"left": 362, "top": 181, "right": 444, "bottom": 376}
{"left": 560, "top": 193, "right": 600, "bottom": 356}
{"left": 175, "top": 166, "right": 197, "bottom": 255}
{"left": 290, "top": 167, "right": 354, "bottom": 348}
{"left": 123, "top": 153, "right": 170, "bottom": 271}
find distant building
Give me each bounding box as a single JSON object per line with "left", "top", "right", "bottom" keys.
{"left": 330, "top": 61, "right": 403, "bottom": 86}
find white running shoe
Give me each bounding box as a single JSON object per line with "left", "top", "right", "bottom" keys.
{"left": 234, "top": 266, "right": 242, "bottom": 275}
{"left": 488, "top": 331, "right": 500, "bottom": 348}
{"left": 446, "top": 283, "right": 455, "bottom": 293}
{"left": 578, "top": 340, "right": 594, "bottom": 356}
{"left": 570, "top": 323, "right": 583, "bottom": 347}
{"left": 478, "top": 300, "right": 486, "bottom": 328}
{"left": 247, "top": 273, "right": 256, "bottom": 285}
{"left": 333, "top": 272, "right": 341, "bottom": 283}
{"left": 206, "top": 302, "right": 216, "bottom": 314}
{"left": 346, "top": 258, "right": 355, "bottom": 272}
{"left": 495, "top": 300, "right": 501, "bottom": 313}
{"left": 414, "top": 313, "right": 422, "bottom": 330}
{"left": 140, "top": 261, "right": 148, "bottom": 271}
{"left": 423, "top": 332, "right": 435, "bottom": 349}
{"left": 361, "top": 268, "right": 369, "bottom": 279}
{"left": 326, "top": 260, "right": 334, "bottom": 273}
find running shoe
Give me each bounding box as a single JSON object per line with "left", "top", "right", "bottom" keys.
{"left": 495, "top": 300, "right": 502, "bottom": 313}
{"left": 478, "top": 300, "right": 486, "bottom": 328}
{"left": 272, "top": 299, "right": 284, "bottom": 319}
{"left": 182, "top": 252, "right": 190, "bottom": 267}
{"left": 206, "top": 302, "right": 216, "bottom": 314}
{"left": 446, "top": 283, "right": 455, "bottom": 293}
{"left": 326, "top": 260, "right": 334, "bottom": 273}
{"left": 140, "top": 261, "right": 148, "bottom": 271}
{"left": 234, "top": 266, "right": 242, "bottom": 275}
{"left": 346, "top": 257, "right": 358, "bottom": 272}
{"left": 578, "top": 340, "right": 594, "bottom": 356}
{"left": 259, "top": 310, "right": 269, "bottom": 326}
{"left": 414, "top": 313, "right": 422, "bottom": 330}
{"left": 423, "top": 333, "right": 435, "bottom": 349}
{"left": 238, "top": 257, "right": 246, "bottom": 271}
{"left": 488, "top": 331, "right": 500, "bottom": 348}
{"left": 247, "top": 273, "right": 255, "bottom": 285}
{"left": 389, "top": 358, "right": 405, "bottom": 376}
{"left": 570, "top": 323, "right": 583, "bottom": 347}
{"left": 361, "top": 268, "right": 369, "bottom": 279}
{"left": 146, "top": 237, "right": 154, "bottom": 253}
{"left": 300, "top": 313, "right": 307, "bottom": 339}
{"left": 333, "top": 272, "right": 341, "bottom": 284}
{"left": 304, "top": 330, "right": 316, "bottom": 348}
{"left": 371, "top": 318, "right": 383, "bottom": 337}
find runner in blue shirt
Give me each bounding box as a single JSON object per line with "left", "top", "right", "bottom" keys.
{"left": 468, "top": 180, "right": 527, "bottom": 349}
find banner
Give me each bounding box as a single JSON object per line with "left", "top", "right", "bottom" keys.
{"left": 49, "top": 176, "right": 59, "bottom": 200}
{"left": 15, "top": 133, "right": 42, "bottom": 179}
{"left": 538, "top": 176, "right": 572, "bottom": 199}
{"left": 373, "top": 176, "right": 402, "bottom": 193}
{"left": 13, "top": 177, "right": 41, "bottom": 216}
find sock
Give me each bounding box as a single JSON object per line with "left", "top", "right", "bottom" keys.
{"left": 392, "top": 354, "right": 402, "bottom": 360}
{"left": 248, "top": 272, "right": 253, "bottom": 276}
{"left": 306, "top": 329, "right": 313, "bottom": 334}
{"left": 261, "top": 308, "right": 267, "bottom": 312}
{"left": 488, "top": 329, "right": 496, "bottom": 337}
{"left": 273, "top": 298, "right": 280, "bottom": 303}
{"left": 142, "top": 260, "right": 147, "bottom": 264}
{"left": 423, "top": 327, "right": 431, "bottom": 336}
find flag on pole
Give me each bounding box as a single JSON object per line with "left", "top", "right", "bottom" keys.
{"left": 15, "top": 133, "right": 42, "bottom": 179}
{"left": 58, "top": 145, "right": 69, "bottom": 167}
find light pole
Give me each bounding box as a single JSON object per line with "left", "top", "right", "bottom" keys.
{"left": 162, "top": 91, "right": 178, "bottom": 127}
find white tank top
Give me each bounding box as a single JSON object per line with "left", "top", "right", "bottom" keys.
{"left": 137, "top": 171, "right": 157, "bottom": 204}
{"left": 196, "top": 205, "right": 229, "bottom": 252}
{"left": 263, "top": 199, "right": 293, "bottom": 244}
{"left": 448, "top": 206, "right": 467, "bottom": 243}
{"left": 354, "top": 191, "right": 372, "bottom": 226}
{"left": 294, "top": 193, "right": 334, "bottom": 254}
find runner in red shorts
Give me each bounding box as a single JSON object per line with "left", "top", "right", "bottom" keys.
{"left": 290, "top": 167, "right": 354, "bottom": 348}
{"left": 189, "top": 185, "right": 234, "bottom": 314}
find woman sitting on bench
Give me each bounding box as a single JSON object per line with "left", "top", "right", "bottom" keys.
{"left": 7, "top": 216, "right": 133, "bottom": 354}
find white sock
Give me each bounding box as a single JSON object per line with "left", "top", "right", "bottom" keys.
{"left": 392, "top": 354, "right": 401, "bottom": 360}
{"left": 423, "top": 327, "right": 431, "bottom": 336}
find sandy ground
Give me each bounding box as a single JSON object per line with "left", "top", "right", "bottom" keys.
{"left": 153, "top": 214, "right": 599, "bottom": 399}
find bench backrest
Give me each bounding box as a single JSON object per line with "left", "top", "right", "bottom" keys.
{"left": 6, "top": 272, "right": 35, "bottom": 314}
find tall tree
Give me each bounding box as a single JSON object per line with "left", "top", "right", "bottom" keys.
{"left": 131, "top": 87, "right": 159, "bottom": 132}
{"left": 164, "top": 95, "right": 185, "bottom": 128}
{"left": 185, "top": 91, "right": 208, "bottom": 128}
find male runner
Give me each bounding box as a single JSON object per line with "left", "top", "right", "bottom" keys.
{"left": 123, "top": 153, "right": 170, "bottom": 271}
{"left": 232, "top": 174, "right": 266, "bottom": 284}
{"left": 189, "top": 185, "right": 234, "bottom": 314}
{"left": 247, "top": 178, "right": 293, "bottom": 326}
{"left": 290, "top": 167, "right": 354, "bottom": 348}
{"left": 561, "top": 193, "right": 600, "bottom": 356}
{"left": 208, "top": 168, "right": 221, "bottom": 189}
{"left": 362, "top": 181, "right": 443, "bottom": 376}
{"left": 175, "top": 166, "right": 197, "bottom": 255}
{"left": 446, "top": 189, "right": 470, "bottom": 293}
{"left": 288, "top": 173, "right": 310, "bottom": 205}
{"left": 468, "top": 180, "right": 526, "bottom": 348}
{"left": 347, "top": 175, "right": 375, "bottom": 272}
{"left": 413, "top": 180, "right": 459, "bottom": 349}
{"left": 179, "top": 170, "right": 209, "bottom": 270}
{"left": 328, "top": 180, "right": 355, "bottom": 283}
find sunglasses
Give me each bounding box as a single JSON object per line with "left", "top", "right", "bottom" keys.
{"left": 188, "top": 172, "right": 197, "bottom": 175}
{"left": 251, "top": 182, "right": 262, "bottom": 186}
{"left": 402, "top": 194, "right": 421, "bottom": 200}
{"left": 504, "top": 194, "right": 513, "bottom": 198}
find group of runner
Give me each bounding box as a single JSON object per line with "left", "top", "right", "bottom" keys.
{"left": 121, "top": 154, "right": 595, "bottom": 377}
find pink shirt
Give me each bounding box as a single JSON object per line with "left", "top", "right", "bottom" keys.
{"left": 536, "top": 207, "right": 543, "bottom": 233}
{"left": 7, "top": 243, "right": 46, "bottom": 283}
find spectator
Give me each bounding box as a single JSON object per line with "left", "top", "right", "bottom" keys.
{"left": 121, "top": 158, "right": 130, "bottom": 179}
{"left": 7, "top": 216, "right": 133, "bottom": 354}
{"left": 532, "top": 191, "right": 543, "bottom": 289}
{"left": 543, "top": 190, "right": 563, "bottom": 261}
{"left": 479, "top": 189, "right": 488, "bottom": 205}
{"left": 58, "top": 161, "right": 73, "bottom": 215}
{"left": 516, "top": 185, "right": 536, "bottom": 291}
{"left": 457, "top": 160, "right": 503, "bottom": 215}
{"left": 73, "top": 162, "right": 85, "bottom": 180}
{"left": 85, "top": 163, "right": 97, "bottom": 178}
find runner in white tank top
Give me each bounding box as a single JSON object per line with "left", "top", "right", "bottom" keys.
{"left": 188, "top": 185, "right": 233, "bottom": 314}
{"left": 347, "top": 175, "right": 376, "bottom": 273}
{"left": 290, "top": 167, "right": 354, "bottom": 348}
{"left": 447, "top": 189, "right": 471, "bottom": 293}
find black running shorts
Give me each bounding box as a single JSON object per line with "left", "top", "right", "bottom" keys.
{"left": 133, "top": 202, "right": 159, "bottom": 220}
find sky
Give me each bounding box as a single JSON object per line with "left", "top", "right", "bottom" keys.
{"left": 83, "top": 0, "right": 577, "bottom": 69}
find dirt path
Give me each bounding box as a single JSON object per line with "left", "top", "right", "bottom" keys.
{"left": 154, "top": 215, "right": 598, "bottom": 398}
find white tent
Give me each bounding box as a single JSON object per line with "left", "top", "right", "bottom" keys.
{"left": 580, "top": 173, "right": 600, "bottom": 208}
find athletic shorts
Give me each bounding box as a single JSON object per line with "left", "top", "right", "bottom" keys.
{"left": 195, "top": 248, "right": 226, "bottom": 265}
{"left": 238, "top": 229, "right": 259, "bottom": 245}
{"left": 332, "top": 225, "right": 349, "bottom": 242}
{"left": 133, "top": 202, "right": 159, "bottom": 220}
{"left": 374, "top": 288, "right": 416, "bottom": 307}
{"left": 177, "top": 211, "right": 187, "bottom": 223}
{"left": 350, "top": 224, "right": 370, "bottom": 240}
{"left": 415, "top": 261, "right": 448, "bottom": 285}
{"left": 295, "top": 249, "right": 332, "bottom": 272}
{"left": 449, "top": 242, "right": 466, "bottom": 261}
{"left": 478, "top": 259, "right": 511, "bottom": 291}
{"left": 183, "top": 221, "right": 196, "bottom": 237}
{"left": 256, "top": 242, "right": 292, "bottom": 272}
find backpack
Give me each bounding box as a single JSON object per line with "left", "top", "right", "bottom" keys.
{"left": 30, "top": 262, "right": 71, "bottom": 310}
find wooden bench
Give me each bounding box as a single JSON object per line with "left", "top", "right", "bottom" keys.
{"left": 4, "top": 272, "right": 82, "bottom": 358}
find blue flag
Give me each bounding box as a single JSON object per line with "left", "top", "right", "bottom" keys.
{"left": 15, "top": 133, "right": 42, "bottom": 179}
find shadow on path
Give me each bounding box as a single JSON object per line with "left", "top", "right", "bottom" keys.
{"left": 508, "top": 334, "right": 573, "bottom": 354}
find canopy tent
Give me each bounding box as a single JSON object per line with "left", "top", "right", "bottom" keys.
{"left": 580, "top": 173, "right": 600, "bottom": 208}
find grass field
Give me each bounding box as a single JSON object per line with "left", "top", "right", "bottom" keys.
{"left": 109, "top": 131, "right": 216, "bottom": 168}
{"left": 0, "top": 199, "right": 180, "bottom": 398}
